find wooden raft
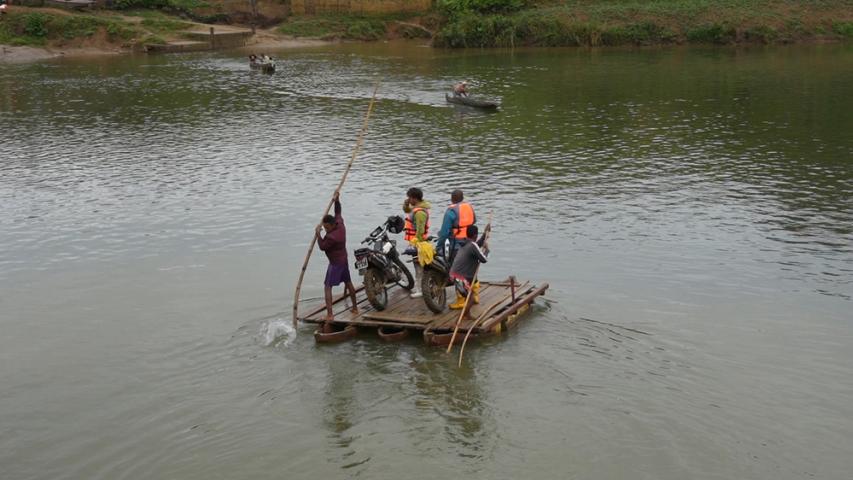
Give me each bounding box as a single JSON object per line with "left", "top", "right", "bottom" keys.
{"left": 298, "top": 277, "right": 549, "bottom": 344}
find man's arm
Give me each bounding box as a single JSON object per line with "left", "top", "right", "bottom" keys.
{"left": 473, "top": 243, "right": 488, "bottom": 263}
{"left": 316, "top": 225, "right": 329, "bottom": 251}
{"left": 435, "top": 209, "right": 455, "bottom": 252}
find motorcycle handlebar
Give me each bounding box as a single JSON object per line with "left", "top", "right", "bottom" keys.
{"left": 362, "top": 223, "right": 389, "bottom": 244}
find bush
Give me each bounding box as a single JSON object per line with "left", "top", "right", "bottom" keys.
{"left": 833, "top": 22, "right": 853, "bottom": 38}
{"left": 346, "top": 20, "right": 385, "bottom": 41}
{"left": 435, "top": 13, "right": 516, "bottom": 47}
{"left": 601, "top": 22, "right": 675, "bottom": 46}
{"left": 438, "top": 0, "right": 527, "bottom": 17}
{"left": 743, "top": 25, "right": 777, "bottom": 43}
{"left": 686, "top": 23, "right": 736, "bottom": 44}
{"left": 23, "top": 13, "right": 48, "bottom": 38}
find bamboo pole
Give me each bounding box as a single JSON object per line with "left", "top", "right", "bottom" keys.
{"left": 292, "top": 83, "right": 381, "bottom": 327}
{"left": 445, "top": 213, "right": 492, "bottom": 353}
{"left": 457, "top": 280, "right": 530, "bottom": 367}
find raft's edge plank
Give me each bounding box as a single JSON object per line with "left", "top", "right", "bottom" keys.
{"left": 298, "top": 279, "right": 548, "bottom": 336}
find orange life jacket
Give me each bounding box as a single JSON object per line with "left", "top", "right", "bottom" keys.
{"left": 450, "top": 202, "right": 475, "bottom": 239}
{"left": 404, "top": 207, "right": 430, "bottom": 242}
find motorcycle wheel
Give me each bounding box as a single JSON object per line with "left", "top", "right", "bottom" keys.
{"left": 364, "top": 267, "right": 388, "bottom": 311}
{"left": 422, "top": 268, "right": 447, "bottom": 313}
{"left": 392, "top": 257, "right": 415, "bottom": 290}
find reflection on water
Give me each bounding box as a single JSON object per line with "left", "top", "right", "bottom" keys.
{"left": 314, "top": 339, "right": 492, "bottom": 475}
{"left": 1, "top": 43, "right": 852, "bottom": 479}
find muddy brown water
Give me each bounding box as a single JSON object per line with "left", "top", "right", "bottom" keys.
{"left": 1, "top": 42, "right": 852, "bottom": 479}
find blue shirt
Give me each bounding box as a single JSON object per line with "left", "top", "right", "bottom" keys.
{"left": 435, "top": 207, "right": 458, "bottom": 256}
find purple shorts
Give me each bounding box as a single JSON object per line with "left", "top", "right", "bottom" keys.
{"left": 325, "top": 263, "right": 352, "bottom": 287}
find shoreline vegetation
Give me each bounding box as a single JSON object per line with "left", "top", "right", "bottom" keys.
{"left": 2, "top": 1, "right": 852, "bottom": 62}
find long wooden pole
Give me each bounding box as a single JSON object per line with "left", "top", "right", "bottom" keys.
{"left": 445, "top": 213, "right": 492, "bottom": 353}
{"left": 292, "top": 83, "right": 381, "bottom": 327}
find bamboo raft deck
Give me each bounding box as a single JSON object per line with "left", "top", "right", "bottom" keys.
{"left": 298, "top": 277, "right": 548, "bottom": 345}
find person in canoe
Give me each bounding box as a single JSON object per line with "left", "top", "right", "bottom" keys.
{"left": 315, "top": 191, "right": 359, "bottom": 325}
{"left": 453, "top": 81, "right": 469, "bottom": 97}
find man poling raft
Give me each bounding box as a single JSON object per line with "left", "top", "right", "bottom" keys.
{"left": 291, "top": 83, "right": 380, "bottom": 329}
{"left": 315, "top": 192, "right": 359, "bottom": 328}
{"left": 291, "top": 86, "right": 548, "bottom": 354}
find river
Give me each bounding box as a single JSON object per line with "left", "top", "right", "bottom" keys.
{"left": 1, "top": 42, "right": 851, "bottom": 479}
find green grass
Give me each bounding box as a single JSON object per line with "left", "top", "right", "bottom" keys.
{"left": 0, "top": 11, "right": 139, "bottom": 47}
{"left": 277, "top": 13, "right": 409, "bottom": 40}
{"left": 434, "top": 0, "right": 853, "bottom": 47}
{"left": 140, "top": 17, "right": 195, "bottom": 34}
{"left": 112, "top": 0, "right": 208, "bottom": 11}
{"left": 834, "top": 21, "right": 853, "bottom": 37}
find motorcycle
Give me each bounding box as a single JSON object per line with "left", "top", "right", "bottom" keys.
{"left": 353, "top": 216, "right": 414, "bottom": 311}
{"left": 421, "top": 227, "right": 489, "bottom": 314}
{"left": 421, "top": 249, "right": 452, "bottom": 313}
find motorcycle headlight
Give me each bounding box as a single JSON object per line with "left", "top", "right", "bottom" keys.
{"left": 382, "top": 242, "right": 393, "bottom": 254}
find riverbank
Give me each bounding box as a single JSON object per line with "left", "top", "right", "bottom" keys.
{"left": 275, "top": 0, "right": 853, "bottom": 47}
{"left": 0, "top": 7, "right": 326, "bottom": 63}
{"left": 3, "top": 1, "right": 852, "bottom": 62}
{"left": 432, "top": 0, "right": 853, "bottom": 47}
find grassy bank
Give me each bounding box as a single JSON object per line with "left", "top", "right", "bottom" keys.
{"left": 5, "top": 1, "right": 852, "bottom": 50}
{"left": 434, "top": 0, "right": 853, "bottom": 47}
{"left": 0, "top": 9, "right": 136, "bottom": 47}
{"left": 0, "top": 8, "right": 197, "bottom": 48}
{"left": 277, "top": 12, "right": 437, "bottom": 41}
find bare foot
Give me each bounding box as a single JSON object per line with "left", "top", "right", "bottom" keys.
{"left": 350, "top": 307, "right": 360, "bottom": 315}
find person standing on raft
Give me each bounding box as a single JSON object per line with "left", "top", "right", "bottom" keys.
{"left": 315, "top": 192, "right": 359, "bottom": 325}
{"left": 402, "top": 187, "right": 432, "bottom": 299}
{"left": 435, "top": 189, "right": 476, "bottom": 260}
{"left": 436, "top": 189, "right": 478, "bottom": 304}
{"left": 449, "top": 224, "right": 490, "bottom": 317}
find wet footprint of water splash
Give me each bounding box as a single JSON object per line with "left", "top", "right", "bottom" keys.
{"left": 258, "top": 317, "right": 296, "bottom": 348}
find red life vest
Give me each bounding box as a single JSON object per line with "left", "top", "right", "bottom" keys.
{"left": 404, "top": 207, "right": 430, "bottom": 242}
{"left": 450, "top": 202, "right": 475, "bottom": 239}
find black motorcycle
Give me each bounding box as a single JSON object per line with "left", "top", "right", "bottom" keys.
{"left": 353, "top": 216, "right": 414, "bottom": 310}
{"left": 421, "top": 251, "right": 452, "bottom": 313}
{"left": 421, "top": 228, "right": 489, "bottom": 313}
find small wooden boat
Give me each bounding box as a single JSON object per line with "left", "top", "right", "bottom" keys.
{"left": 445, "top": 93, "right": 498, "bottom": 109}
{"left": 250, "top": 61, "right": 276, "bottom": 74}
{"left": 423, "top": 329, "right": 477, "bottom": 347}
{"left": 314, "top": 323, "right": 357, "bottom": 343}
{"left": 377, "top": 325, "right": 409, "bottom": 342}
